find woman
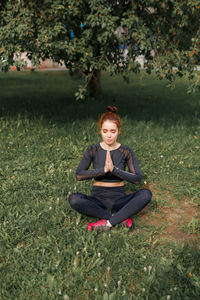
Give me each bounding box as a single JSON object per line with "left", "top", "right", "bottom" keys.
{"left": 68, "top": 106, "right": 152, "bottom": 231}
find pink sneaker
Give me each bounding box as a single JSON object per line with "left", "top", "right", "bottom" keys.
{"left": 87, "top": 219, "right": 111, "bottom": 232}
{"left": 124, "top": 218, "right": 133, "bottom": 229}
{"left": 88, "top": 222, "right": 95, "bottom": 231}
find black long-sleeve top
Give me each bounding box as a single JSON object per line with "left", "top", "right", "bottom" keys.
{"left": 76, "top": 143, "right": 142, "bottom": 184}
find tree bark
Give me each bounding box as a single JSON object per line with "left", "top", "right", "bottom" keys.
{"left": 88, "top": 70, "right": 101, "bottom": 97}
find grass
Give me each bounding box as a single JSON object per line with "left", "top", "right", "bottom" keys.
{"left": 0, "top": 70, "right": 200, "bottom": 299}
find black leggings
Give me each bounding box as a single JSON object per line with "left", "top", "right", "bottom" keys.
{"left": 68, "top": 186, "right": 152, "bottom": 226}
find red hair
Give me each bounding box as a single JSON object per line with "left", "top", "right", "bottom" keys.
{"left": 98, "top": 106, "right": 121, "bottom": 130}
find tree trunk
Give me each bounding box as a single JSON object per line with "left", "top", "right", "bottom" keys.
{"left": 88, "top": 70, "right": 101, "bottom": 97}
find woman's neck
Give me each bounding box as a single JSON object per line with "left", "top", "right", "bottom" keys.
{"left": 100, "top": 141, "right": 121, "bottom": 151}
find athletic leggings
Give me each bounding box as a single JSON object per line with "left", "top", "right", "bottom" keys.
{"left": 68, "top": 186, "right": 152, "bottom": 226}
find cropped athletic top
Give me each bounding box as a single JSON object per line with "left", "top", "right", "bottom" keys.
{"left": 76, "top": 143, "right": 142, "bottom": 184}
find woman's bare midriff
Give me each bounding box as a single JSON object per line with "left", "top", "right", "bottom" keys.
{"left": 93, "top": 180, "right": 124, "bottom": 187}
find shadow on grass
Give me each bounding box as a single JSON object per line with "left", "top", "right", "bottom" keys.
{"left": 0, "top": 71, "right": 199, "bottom": 128}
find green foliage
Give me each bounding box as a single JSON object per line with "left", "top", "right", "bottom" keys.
{"left": 0, "top": 0, "right": 200, "bottom": 96}
{"left": 0, "top": 71, "right": 199, "bottom": 299}
{"left": 181, "top": 218, "right": 200, "bottom": 234}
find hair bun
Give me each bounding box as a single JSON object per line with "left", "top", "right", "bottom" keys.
{"left": 107, "top": 105, "right": 118, "bottom": 113}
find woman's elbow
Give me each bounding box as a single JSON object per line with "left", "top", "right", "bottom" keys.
{"left": 76, "top": 174, "right": 82, "bottom": 181}
{"left": 134, "top": 179, "right": 141, "bottom": 185}
{"left": 134, "top": 175, "right": 142, "bottom": 185}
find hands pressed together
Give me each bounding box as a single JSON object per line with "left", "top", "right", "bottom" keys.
{"left": 104, "top": 150, "right": 114, "bottom": 173}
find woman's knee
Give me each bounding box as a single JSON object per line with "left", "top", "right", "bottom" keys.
{"left": 140, "top": 188, "right": 152, "bottom": 203}
{"left": 68, "top": 193, "right": 81, "bottom": 208}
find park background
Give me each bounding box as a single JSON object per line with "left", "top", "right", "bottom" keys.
{"left": 0, "top": 0, "right": 200, "bottom": 299}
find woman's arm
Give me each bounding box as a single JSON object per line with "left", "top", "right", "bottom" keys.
{"left": 111, "top": 147, "right": 142, "bottom": 184}
{"left": 76, "top": 146, "right": 105, "bottom": 181}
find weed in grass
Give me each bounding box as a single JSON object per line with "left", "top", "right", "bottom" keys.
{"left": 181, "top": 217, "right": 200, "bottom": 234}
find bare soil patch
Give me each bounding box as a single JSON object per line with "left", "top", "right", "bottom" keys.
{"left": 140, "top": 183, "right": 200, "bottom": 244}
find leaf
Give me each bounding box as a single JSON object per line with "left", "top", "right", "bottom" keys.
{"left": 109, "top": 292, "right": 116, "bottom": 300}
{"left": 46, "top": 275, "right": 55, "bottom": 289}
{"left": 103, "top": 292, "right": 109, "bottom": 300}
{"left": 177, "top": 264, "right": 183, "bottom": 273}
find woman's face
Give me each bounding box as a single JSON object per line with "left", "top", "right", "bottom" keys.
{"left": 101, "top": 120, "right": 120, "bottom": 147}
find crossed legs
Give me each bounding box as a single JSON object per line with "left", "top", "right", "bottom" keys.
{"left": 68, "top": 188, "right": 152, "bottom": 226}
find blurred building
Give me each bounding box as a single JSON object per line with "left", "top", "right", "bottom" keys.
{"left": 10, "top": 53, "right": 66, "bottom": 70}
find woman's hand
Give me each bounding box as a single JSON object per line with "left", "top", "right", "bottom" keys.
{"left": 104, "top": 150, "right": 114, "bottom": 173}
{"left": 104, "top": 150, "right": 110, "bottom": 173}
{"left": 107, "top": 151, "right": 114, "bottom": 172}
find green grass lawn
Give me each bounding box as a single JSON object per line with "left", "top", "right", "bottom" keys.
{"left": 0, "top": 71, "right": 199, "bottom": 299}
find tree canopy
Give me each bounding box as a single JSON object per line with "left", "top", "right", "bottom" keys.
{"left": 0, "top": 0, "right": 199, "bottom": 98}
